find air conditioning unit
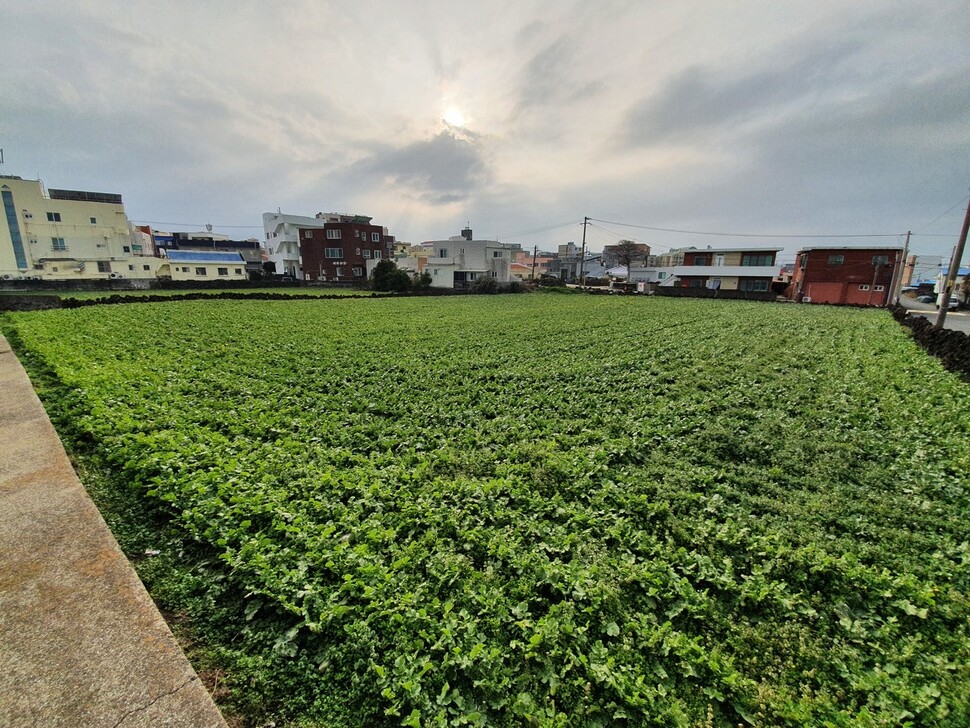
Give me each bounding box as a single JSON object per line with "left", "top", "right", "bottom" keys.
{"left": 1, "top": 274, "right": 12, "bottom": 280}
{"left": 109, "top": 272, "right": 125, "bottom": 279}
{"left": 802, "top": 296, "right": 812, "bottom": 303}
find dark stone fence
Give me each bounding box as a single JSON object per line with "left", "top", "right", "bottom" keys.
{"left": 889, "top": 304, "right": 970, "bottom": 381}
{"left": 652, "top": 287, "right": 777, "bottom": 301}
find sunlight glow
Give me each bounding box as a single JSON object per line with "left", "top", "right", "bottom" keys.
{"left": 443, "top": 108, "right": 466, "bottom": 127}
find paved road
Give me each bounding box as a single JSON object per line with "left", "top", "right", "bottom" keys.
{"left": 901, "top": 298, "right": 970, "bottom": 334}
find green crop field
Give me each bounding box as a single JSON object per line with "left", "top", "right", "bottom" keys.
{"left": 0, "top": 286, "right": 374, "bottom": 299}
{"left": 4, "top": 296, "right": 969, "bottom": 727}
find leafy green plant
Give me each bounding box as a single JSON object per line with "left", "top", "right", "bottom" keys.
{"left": 4, "top": 297, "right": 969, "bottom": 727}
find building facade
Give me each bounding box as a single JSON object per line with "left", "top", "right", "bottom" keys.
{"left": 422, "top": 228, "right": 515, "bottom": 288}
{"left": 263, "top": 212, "right": 332, "bottom": 279}
{"left": 788, "top": 247, "right": 903, "bottom": 305}
{"left": 158, "top": 250, "right": 248, "bottom": 281}
{"left": 644, "top": 248, "right": 782, "bottom": 293}
{"left": 299, "top": 213, "right": 393, "bottom": 283}
{"left": 1, "top": 175, "right": 148, "bottom": 281}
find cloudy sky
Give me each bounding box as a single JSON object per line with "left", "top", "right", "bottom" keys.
{"left": 2, "top": 1, "right": 969, "bottom": 263}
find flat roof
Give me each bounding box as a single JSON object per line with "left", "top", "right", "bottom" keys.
{"left": 165, "top": 251, "right": 245, "bottom": 263}
{"left": 797, "top": 246, "right": 904, "bottom": 252}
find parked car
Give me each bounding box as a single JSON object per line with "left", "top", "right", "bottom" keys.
{"left": 937, "top": 296, "right": 960, "bottom": 310}
{"left": 916, "top": 294, "right": 935, "bottom": 303}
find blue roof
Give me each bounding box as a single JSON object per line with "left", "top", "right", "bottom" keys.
{"left": 166, "top": 251, "right": 245, "bottom": 263}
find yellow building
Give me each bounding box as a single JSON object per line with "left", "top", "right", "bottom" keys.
{"left": 157, "top": 250, "right": 248, "bottom": 281}
{"left": 1, "top": 175, "right": 150, "bottom": 281}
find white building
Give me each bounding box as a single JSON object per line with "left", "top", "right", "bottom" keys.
{"left": 423, "top": 228, "right": 515, "bottom": 288}
{"left": 1, "top": 175, "right": 150, "bottom": 281}
{"left": 262, "top": 212, "right": 330, "bottom": 279}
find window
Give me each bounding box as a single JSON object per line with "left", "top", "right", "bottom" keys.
{"left": 693, "top": 257, "right": 709, "bottom": 266}
{"left": 374, "top": 250, "right": 381, "bottom": 259}
{"left": 859, "top": 284, "right": 870, "bottom": 291}
{"left": 305, "top": 230, "right": 313, "bottom": 238}
{"left": 51, "top": 237, "right": 66, "bottom": 250}
{"left": 827, "top": 255, "right": 845, "bottom": 265}
{"left": 235, "top": 268, "right": 242, "bottom": 274}
{"left": 46, "top": 212, "right": 61, "bottom": 222}
{"left": 873, "top": 285, "right": 885, "bottom": 291}
{"left": 195, "top": 267, "right": 207, "bottom": 276}
{"left": 872, "top": 255, "right": 889, "bottom": 265}
{"left": 363, "top": 250, "right": 371, "bottom": 259}
{"left": 352, "top": 267, "right": 363, "bottom": 276}
{"left": 335, "top": 266, "right": 344, "bottom": 277}
{"left": 90, "top": 217, "right": 97, "bottom": 224}
{"left": 181, "top": 267, "right": 190, "bottom": 273}
{"left": 493, "top": 251, "right": 503, "bottom": 258}
{"left": 326, "top": 229, "right": 342, "bottom": 239}
{"left": 439, "top": 248, "right": 448, "bottom": 258}
{"left": 143, "top": 265, "right": 150, "bottom": 271}
{"left": 218, "top": 267, "right": 229, "bottom": 276}
{"left": 123, "top": 245, "right": 131, "bottom": 253}
{"left": 741, "top": 254, "right": 774, "bottom": 266}
{"left": 52, "top": 266, "right": 58, "bottom": 272}
{"left": 325, "top": 247, "right": 343, "bottom": 259}
{"left": 132, "top": 244, "right": 143, "bottom": 253}
{"left": 799, "top": 254, "right": 807, "bottom": 270}
{"left": 128, "top": 265, "right": 135, "bottom": 271}
{"left": 740, "top": 278, "right": 770, "bottom": 292}
{"left": 371, "top": 232, "right": 380, "bottom": 242}
{"left": 97, "top": 261, "right": 111, "bottom": 273}
{"left": 689, "top": 279, "right": 704, "bottom": 288}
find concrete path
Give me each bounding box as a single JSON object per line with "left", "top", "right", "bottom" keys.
{"left": 0, "top": 334, "right": 226, "bottom": 727}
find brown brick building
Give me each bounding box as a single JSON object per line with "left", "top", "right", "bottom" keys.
{"left": 299, "top": 213, "right": 394, "bottom": 283}
{"left": 788, "top": 247, "right": 903, "bottom": 305}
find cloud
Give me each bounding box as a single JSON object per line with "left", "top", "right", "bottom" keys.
{"left": 621, "top": 39, "right": 865, "bottom": 147}
{"left": 351, "top": 128, "right": 490, "bottom": 204}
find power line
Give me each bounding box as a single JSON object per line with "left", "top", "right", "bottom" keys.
{"left": 498, "top": 220, "right": 579, "bottom": 239}
{"left": 588, "top": 217, "right": 904, "bottom": 239}
{"left": 132, "top": 219, "right": 263, "bottom": 229}
{"left": 914, "top": 194, "right": 970, "bottom": 234}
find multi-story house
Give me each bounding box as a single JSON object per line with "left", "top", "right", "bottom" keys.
{"left": 299, "top": 213, "right": 393, "bottom": 283}
{"left": 423, "top": 228, "right": 515, "bottom": 288}
{"left": 670, "top": 247, "right": 782, "bottom": 293}
{"left": 788, "top": 247, "right": 903, "bottom": 305}
{"left": 1, "top": 175, "right": 150, "bottom": 281}
{"left": 262, "top": 212, "right": 331, "bottom": 279}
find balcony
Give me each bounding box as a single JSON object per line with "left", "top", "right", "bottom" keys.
{"left": 668, "top": 265, "right": 777, "bottom": 278}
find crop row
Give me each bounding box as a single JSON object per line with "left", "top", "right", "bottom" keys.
{"left": 5, "top": 296, "right": 970, "bottom": 726}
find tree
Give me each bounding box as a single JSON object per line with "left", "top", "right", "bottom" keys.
{"left": 371, "top": 260, "right": 411, "bottom": 292}
{"left": 412, "top": 269, "right": 432, "bottom": 291}
{"left": 612, "top": 240, "right": 646, "bottom": 269}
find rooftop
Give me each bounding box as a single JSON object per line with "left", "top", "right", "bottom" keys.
{"left": 165, "top": 251, "right": 245, "bottom": 263}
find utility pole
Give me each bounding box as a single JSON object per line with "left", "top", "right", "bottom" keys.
{"left": 887, "top": 231, "right": 910, "bottom": 306}
{"left": 935, "top": 196, "right": 970, "bottom": 329}
{"left": 531, "top": 245, "right": 537, "bottom": 281}
{"left": 577, "top": 216, "right": 589, "bottom": 286}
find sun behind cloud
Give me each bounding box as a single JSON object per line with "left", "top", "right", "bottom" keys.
{"left": 443, "top": 107, "right": 466, "bottom": 127}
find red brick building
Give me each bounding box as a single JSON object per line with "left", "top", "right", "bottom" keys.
{"left": 299, "top": 213, "right": 394, "bottom": 283}
{"left": 788, "top": 247, "right": 903, "bottom": 305}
